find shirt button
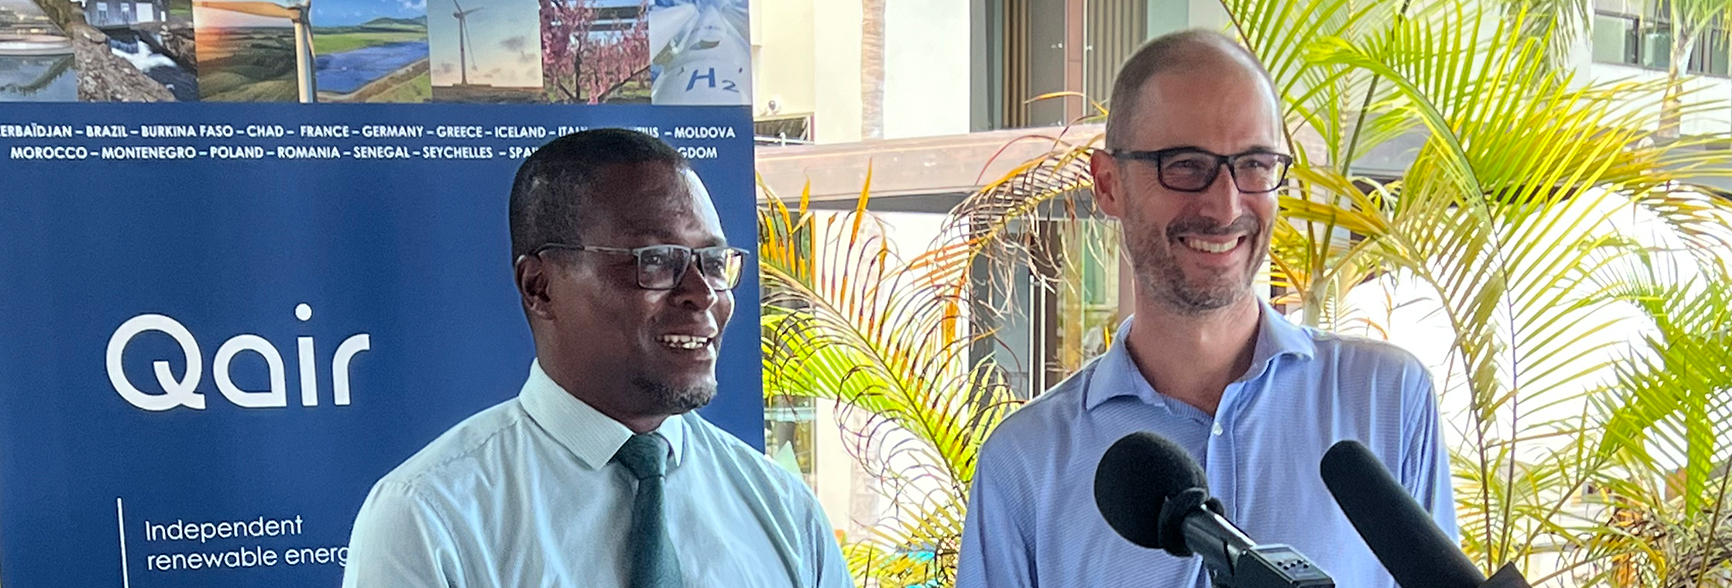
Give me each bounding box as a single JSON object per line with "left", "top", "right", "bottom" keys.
{"left": 1212, "top": 422, "right": 1224, "bottom": 436}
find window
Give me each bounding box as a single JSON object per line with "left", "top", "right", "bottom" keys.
{"left": 981, "top": 0, "right": 1147, "bottom": 130}
{"left": 967, "top": 216, "right": 1123, "bottom": 400}
{"left": 761, "top": 209, "right": 816, "bottom": 487}
{"left": 1641, "top": 20, "right": 1672, "bottom": 69}
{"left": 753, "top": 114, "right": 813, "bottom": 145}
{"left": 1084, "top": 0, "right": 1148, "bottom": 116}
{"left": 1053, "top": 219, "right": 1121, "bottom": 374}
{"left": 1690, "top": 32, "right": 1730, "bottom": 76}
{"left": 1593, "top": 10, "right": 1730, "bottom": 77}
{"left": 993, "top": 0, "right": 1070, "bottom": 128}
{"left": 1592, "top": 13, "right": 1638, "bottom": 64}
{"left": 764, "top": 395, "right": 815, "bottom": 486}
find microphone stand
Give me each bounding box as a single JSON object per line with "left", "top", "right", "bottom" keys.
{"left": 1197, "top": 542, "right": 1334, "bottom": 588}
{"left": 1171, "top": 491, "right": 1333, "bottom": 588}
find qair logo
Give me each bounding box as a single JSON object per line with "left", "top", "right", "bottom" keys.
{"left": 106, "top": 304, "right": 372, "bottom": 412}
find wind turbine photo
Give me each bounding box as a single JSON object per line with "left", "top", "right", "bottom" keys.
{"left": 452, "top": 0, "right": 482, "bottom": 86}
{"left": 427, "top": 0, "right": 542, "bottom": 102}
{"left": 193, "top": 0, "right": 318, "bottom": 102}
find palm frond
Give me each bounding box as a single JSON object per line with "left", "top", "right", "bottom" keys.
{"left": 760, "top": 180, "right": 1023, "bottom": 586}
{"left": 1273, "top": 0, "right": 1732, "bottom": 571}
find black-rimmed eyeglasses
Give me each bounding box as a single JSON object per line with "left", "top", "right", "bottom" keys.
{"left": 1107, "top": 147, "right": 1293, "bottom": 193}
{"left": 531, "top": 243, "right": 748, "bottom": 291}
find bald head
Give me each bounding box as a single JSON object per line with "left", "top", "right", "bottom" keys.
{"left": 1104, "top": 30, "right": 1280, "bottom": 151}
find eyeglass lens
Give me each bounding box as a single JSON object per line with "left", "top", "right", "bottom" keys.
{"left": 1159, "top": 151, "right": 1288, "bottom": 192}
{"left": 636, "top": 246, "right": 744, "bottom": 290}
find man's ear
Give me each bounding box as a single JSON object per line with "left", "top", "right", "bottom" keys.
{"left": 516, "top": 255, "right": 556, "bottom": 321}
{"left": 1091, "top": 149, "right": 1126, "bottom": 219}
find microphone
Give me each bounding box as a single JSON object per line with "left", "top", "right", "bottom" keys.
{"left": 1320, "top": 440, "right": 1531, "bottom": 588}
{"left": 1094, "top": 432, "right": 1334, "bottom": 588}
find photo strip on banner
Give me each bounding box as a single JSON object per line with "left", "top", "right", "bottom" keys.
{"left": 0, "top": 0, "right": 758, "bottom": 584}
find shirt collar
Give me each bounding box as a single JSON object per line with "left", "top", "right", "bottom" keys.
{"left": 1084, "top": 299, "right": 1316, "bottom": 411}
{"left": 1245, "top": 298, "right": 1317, "bottom": 380}
{"left": 518, "top": 359, "right": 688, "bottom": 471}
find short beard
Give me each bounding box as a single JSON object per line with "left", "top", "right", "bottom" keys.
{"left": 1136, "top": 256, "right": 1252, "bottom": 314}
{"left": 1127, "top": 214, "right": 1265, "bottom": 315}
{"left": 632, "top": 376, "right": 715, "bottom": 415}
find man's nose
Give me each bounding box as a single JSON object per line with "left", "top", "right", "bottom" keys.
{"left": 668, "top": 256, "right": 719, "bottom": 309}
{"left": 1195, "top": 165, "right": 1245, "bottom": 225}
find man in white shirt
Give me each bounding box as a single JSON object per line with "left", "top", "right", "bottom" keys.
{"left": 343, "top": 128, "right": 852, "bottom": 588}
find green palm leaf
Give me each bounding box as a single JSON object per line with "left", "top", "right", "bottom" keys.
{"left": 759, "top": 177, "right": 1022, "bottom": 586}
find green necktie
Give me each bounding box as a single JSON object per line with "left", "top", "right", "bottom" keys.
{"left": 612, "top": 433, "right": 683, "bottom": 588}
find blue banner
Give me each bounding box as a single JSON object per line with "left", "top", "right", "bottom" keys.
{"left": 0, "top": 102, "right": 760, "bottom": 587}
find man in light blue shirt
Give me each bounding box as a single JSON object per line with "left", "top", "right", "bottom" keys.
{"left": 344, "top": 129, "right": 851, "bottom": 587}
{"left": 957, "top": 30, "right": 1457, "bottom": 588}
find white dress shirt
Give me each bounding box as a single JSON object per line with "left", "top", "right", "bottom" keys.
{"left": 343, "top": 360, "right": 852, "bottom": 588}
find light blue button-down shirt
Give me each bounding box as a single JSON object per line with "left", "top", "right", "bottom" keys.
{"left": 344, "top": 360, "right": 851, "bottom": 588}
{"left": 958, "top": 303, "right": 1456, "bottom": 588}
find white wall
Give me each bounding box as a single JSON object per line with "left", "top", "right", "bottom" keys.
{"left": 882, "top": 0, "right": 973, "bottom": 139}
{"left": 811, "top": 0, "right": 865, "bottom": 143}
{"left": 751, "top": 0, "right": 974, "bottom": 143}
{"left": 1186, "top": 0, "right": 1229, "bottom": 31}
{"left": 751, "top": 0, "right": 818, "bottom": 121}
{"left": 1585, "top": 64, "right": 1732, "bottom": 136}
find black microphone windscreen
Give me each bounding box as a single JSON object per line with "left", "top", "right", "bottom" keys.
{"left": 1093, "top": 432, "right": 1207, "bottom": 550}
{"left": 1320, "top": 440, "right": 1483, "bottom": 588}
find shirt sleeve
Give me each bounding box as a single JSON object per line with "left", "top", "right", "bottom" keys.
{"left": 342, "top": 480, "right": 463, "bottom": 588}
{"left": 1400, "top": 366, "right": 1459, "bottom": 542}
{"left": 808, "top": 501, "right": 854, "bottom": 588}
{"left": 957, "top": 436, "right": 1036, "bottom": 588}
